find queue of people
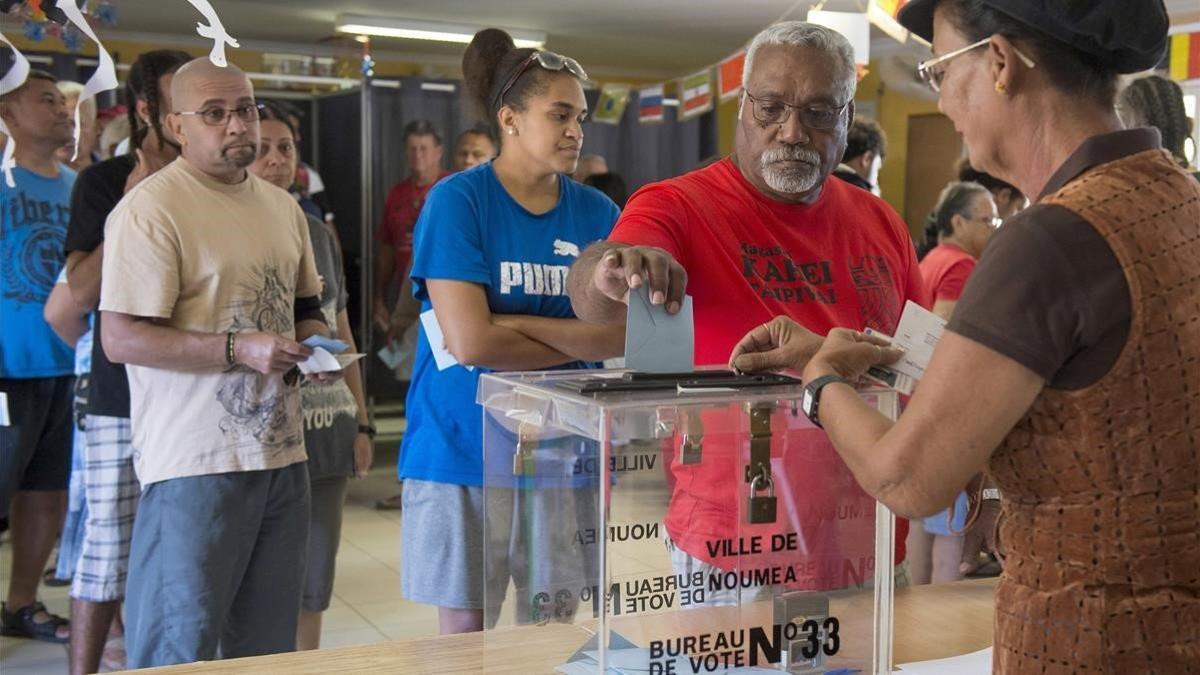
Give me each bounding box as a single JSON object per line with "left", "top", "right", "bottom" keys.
{"left": 1, "top": 1, "right": 1198, "bottom": 673}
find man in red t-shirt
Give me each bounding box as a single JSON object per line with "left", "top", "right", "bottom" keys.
{"left": 373, "top": 120, "right": 450, "bottom": 334}
{"left": 567, "top": 22, "right": 929, "bottom": 591}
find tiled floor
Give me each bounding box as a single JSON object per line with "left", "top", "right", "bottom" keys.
{"left": 0, "top": 435, "right": 437, "bottom": 675}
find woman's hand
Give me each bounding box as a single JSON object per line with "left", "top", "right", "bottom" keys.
{"left": 728, "top": 316, "right": 824, "bottom": 373}
{"left": 353, "top": 432, "right": 374, "bottom": 479}
{"left": 801, "top": 328, "right": 905, "bottom": 382}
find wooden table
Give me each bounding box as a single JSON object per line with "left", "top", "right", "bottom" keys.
{"left": 133, "top": 578, "right": 997, "bottom": 674}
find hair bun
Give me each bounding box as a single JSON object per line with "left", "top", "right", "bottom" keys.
{"left": 462, "top": 29, "right": 517, "bottom": 117}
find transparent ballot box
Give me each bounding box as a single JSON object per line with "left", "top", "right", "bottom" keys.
{"left": 478, "top": 370, "right": 899, "bottom": 674}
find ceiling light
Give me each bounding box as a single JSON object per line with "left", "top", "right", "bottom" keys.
{"left": 335, "top": 15, "right": 545, "bottom": 49}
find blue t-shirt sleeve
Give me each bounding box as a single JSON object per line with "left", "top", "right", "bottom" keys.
{"left": 410, "top": 176, "right": 489, "bottom": 303}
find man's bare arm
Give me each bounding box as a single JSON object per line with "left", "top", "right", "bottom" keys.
{"left": 102, "top": 311, "right": 311, "bottom": 374}
{"left": 65, "top": 246, "right": 104, "bottom": 311}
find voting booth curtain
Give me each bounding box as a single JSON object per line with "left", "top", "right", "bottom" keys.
{"left": 318, "top": 80, "right": 717, "bottom": 403}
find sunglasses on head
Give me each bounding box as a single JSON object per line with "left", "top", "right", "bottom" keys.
{"left": 492, "top": 51, "right": 588, "bottom": 111}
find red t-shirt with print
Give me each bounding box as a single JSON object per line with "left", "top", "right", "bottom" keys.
{"left": 376, "top": 172, "right": 450, "bottom": 276}
{"left": 611, "top": 158, "right": 929, "bottom": 585}
{"left": 919, "top": 242, "right": 976, "bottom": 302}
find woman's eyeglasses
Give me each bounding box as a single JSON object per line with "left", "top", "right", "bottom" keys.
{"left": 175, "top": 103, "right": 265, "bottom": 127}
{"left": 743, "top": 91, "right": 850, "bottom": 130}
{"left": 917, "top": 36, "right": 1036, "bottom": 93}
{"left": 493, "top": 51, "right": 588, "bottom": 110}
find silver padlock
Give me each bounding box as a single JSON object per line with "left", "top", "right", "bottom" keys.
{"left": 748, "top": 472, "right": 777, "bottom": 524}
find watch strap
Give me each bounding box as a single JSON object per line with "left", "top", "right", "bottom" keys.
{"left": 802, "top": 374, "right": 847, "bottom": 429}
{"left": 358, "top": 423, "right": 377, "bottom": 438}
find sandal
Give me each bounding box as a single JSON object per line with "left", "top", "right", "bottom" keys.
{"left": 0, "top": 601, "right": 70, "bottom": 643}
{"left": 43, "top": 567, "right": 71, "bottom": 587}
{"left": 100, "top": 636, "right": 127, "bottom": 672}
{"left": 375, "top": 492, "right": 403, "bottom": 510}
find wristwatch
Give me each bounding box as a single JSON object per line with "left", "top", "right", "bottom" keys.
{"left": 358, "top": 423, "right": 377, "bottom": 439}
{"left": 801, "top": 375, "right": 847, "bottom": 429}
{"left": 981, "top": 488, "right": 1001, "bottom": 501}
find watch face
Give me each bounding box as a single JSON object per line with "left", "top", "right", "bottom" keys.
{"left": 802, "top": 390, "right": 815, "bottom": 416}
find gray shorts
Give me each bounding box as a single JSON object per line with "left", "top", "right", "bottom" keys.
{"left": 124, "top": 462, "right": 310, "bottom": 669}
{"left": 400, "top": 478, "right": 599, "bottom": 626}
{"left": 302, "top": 475, "right": 347, "bottom": 612}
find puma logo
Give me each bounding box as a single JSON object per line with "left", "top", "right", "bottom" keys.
{"left": 553, "top": 239, "right": 580, "bottom": 258}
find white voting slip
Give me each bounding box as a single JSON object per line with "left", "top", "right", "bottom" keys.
{"left": 865, "top": 300, "right": 946, "bottom": 395}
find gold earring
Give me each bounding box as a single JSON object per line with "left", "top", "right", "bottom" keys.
{"left": 994, "top": 81, "right": 1007, "bottom": 94}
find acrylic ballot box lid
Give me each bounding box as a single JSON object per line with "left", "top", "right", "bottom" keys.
{"left": 477, "top": 369, "right": 898, "bottom": 675}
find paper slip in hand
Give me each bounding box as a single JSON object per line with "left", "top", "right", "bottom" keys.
{"left": 298, "top": 348, "right": 364, "bottom": 375}
{"left": 624, "top": 285, "right": 694, "bottom": 373}
{"left": 301, "top": 335, "right": 348, "bottom": 354}
{"left": 420, "top": 309, "right": 474, "bottom": 372}
{"left": 376, "top": 343, "right": 404, "bottom": 370}
{"left": 863, "top": 300, "right": 946, "bottom": 395}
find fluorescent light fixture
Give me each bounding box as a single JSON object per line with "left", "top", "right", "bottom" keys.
{"left": 808, "top": 10, "right": 872, "bottom": 65}
{"left": 336, "top": 14, "right": 545, "bottom": 49}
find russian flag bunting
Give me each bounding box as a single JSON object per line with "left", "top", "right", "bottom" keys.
{"left": 638, "top": 84, "right": 664, "bottom": 124}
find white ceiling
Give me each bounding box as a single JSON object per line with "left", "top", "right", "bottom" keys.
{"left": 24, "top": 0, "right": 1200, "bottom": 79}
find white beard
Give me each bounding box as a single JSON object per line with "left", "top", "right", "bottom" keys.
{"left": 760, "top": 146, "right": 822, "bottom": 194}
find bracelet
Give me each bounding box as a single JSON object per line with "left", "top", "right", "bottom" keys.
{"left": 225, "top": 332, "right": 237, "bottom": 367}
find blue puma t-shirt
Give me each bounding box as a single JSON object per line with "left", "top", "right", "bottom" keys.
{"left": 1, "top": 165, "right": 77, "bottom": 378}
{"left": 399, "top": 163, "right": 619, "bottom": 487}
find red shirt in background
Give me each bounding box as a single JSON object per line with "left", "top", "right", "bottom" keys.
{"left": 919, "top": 242, "right": 976, "bottom": 302}
{"left": 611, "top": 158, "right": 929, "bottom": 584}
{"left": 376, "top": 172, "right": 450, "bottom": 276}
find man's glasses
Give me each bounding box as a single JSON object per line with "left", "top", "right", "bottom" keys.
{"left": 175, "top": 103, "right": 265, "bottom": 127}
{"left": 743, "top": 91, "right": 849, "bottom": 130}
{"left": 493, "top": 51, "right": 588, "bottom": 111}
{"left": 917, "top": 36, "right": 1036, "bottom": 93}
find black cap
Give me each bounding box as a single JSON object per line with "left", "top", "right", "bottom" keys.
{"left": 897, "top": 0, "right": 1169, "bottom": 74}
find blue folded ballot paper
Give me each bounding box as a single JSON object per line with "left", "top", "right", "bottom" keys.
{"left": 301, "top": 335, "right": 349, "bottom": 354}
{"left": 624, "top": 285, "right": 694, "bottom": 373}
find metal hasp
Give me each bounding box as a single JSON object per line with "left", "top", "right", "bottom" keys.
{"left": 679, "top": 409, "right": 704, "bottom": 465}
{"left": 512, "top": 422, "right": 539, "bottom": 476}
{"left": 744, "top": 402, "right": 775, "bottom": 483}
{"left": 745, "top": 402, "right": 777, "bottom": 524}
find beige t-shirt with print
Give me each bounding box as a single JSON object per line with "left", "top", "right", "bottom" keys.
{"left": 100, "top": 158, "right": 322, "bottom": 485}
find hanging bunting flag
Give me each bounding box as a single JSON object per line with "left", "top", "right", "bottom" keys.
{"left": 679, "top": 69, "right": 713, "bottom": 120}
{"left": 638, "top": 84, "right": 664, "bottom": 124}
{"left": 868, "top": 0, "right": 913, "bottom": 43}
{"left": 55, "top": 0, "right": 119, "bottom": 162}
{"left": 718, "top": 50, "right": 746, "bottom": 101}
{"left": 593, "top": 83, "right": 631, "bottom": 125}
{"left": 1169, "top": 32, "right": 1200, "bottom": 82}
{"left": 185, "top": 0, "right": 240, "bottom": 67}
{"left": 0, "top": 29, "right": 30, "bottom": 187}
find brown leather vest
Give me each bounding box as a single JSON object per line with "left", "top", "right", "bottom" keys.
{"left": 990, "top": 149, "right": 1200, "bottom": 673}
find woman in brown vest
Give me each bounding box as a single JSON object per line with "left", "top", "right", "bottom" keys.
{"left": 728, "top": 0, "right": 1200, "bottom": 671}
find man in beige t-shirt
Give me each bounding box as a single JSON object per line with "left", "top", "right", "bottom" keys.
{"left": 99, "top": 59, "right": 332, "bottom": 668}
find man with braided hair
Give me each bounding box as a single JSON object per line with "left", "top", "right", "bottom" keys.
{"left": 61, "top": 49, "right": 190, "bottom": 675}
{"left": 1118, "top": 74, "right": 1197, "bottom": 178}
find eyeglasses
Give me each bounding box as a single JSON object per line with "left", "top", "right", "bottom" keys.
{"left": 917, "top": 37, "right": 1036, "bottom": 93}
{"left": 973, "top": 213, "right": 1003, "bottom": 228}
{"left": 493, "top": 51, "right": 588, "bottom": 111}
{"left": 743, "top": 91, "right": 849, "bottom": 130}
{"left": 175, "top": 103, "right": 264, "bottom": 127}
